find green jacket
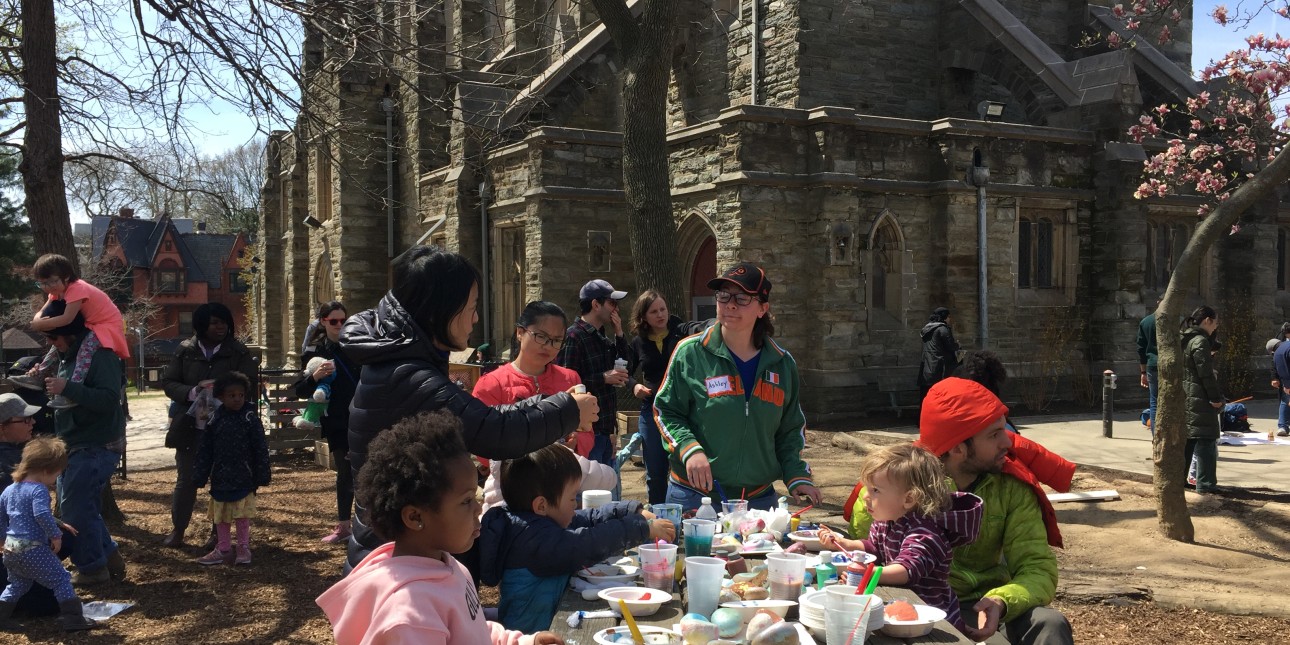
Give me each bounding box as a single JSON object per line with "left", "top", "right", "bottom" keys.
{"left": 53, "top": 336, "right": 126, "bottom": 451}
{"left": 1136, "top": 313, "right": 1157, "bottom": 369}
{"left": 652, "top": 324, "right": 813, "bottom": 495}
{"left": 1181, "top": 326, "right": 1222, "bottom": 438}
{"left": 849, "top": 473, "right": 1057, "bottom": 623}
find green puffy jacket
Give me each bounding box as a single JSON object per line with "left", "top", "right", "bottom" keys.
{"left": 1180, "top": 326, "right": 1222, "bottom": 439}
{"left": 849, "top": 472, "right": 1057, "bottom": 623}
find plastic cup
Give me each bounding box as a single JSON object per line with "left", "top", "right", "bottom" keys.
{"left": 638, "top": 543, "right": 678, "bottom": 592}
{"left": 721, "top": 499, "right": 749, "bottom": 515}
{"left": 721, "top": 499, "right": 749, "bottom": 532}
{"left": 652, "top": 503, "right": 683, "bottom": 540}
{"left": 581, "top": 489, "right": 612, "bottom": 510}
{"left": 766, "top": 552, "right": 808, "bottom": 601}
{"left": 824, "top": 586, "right": 876, "bottom": 645}
{"left": 682, "top": 519, "right": 716, "bottom": 557}
{"left": 685, "top": 556, "right": 726, "bottom": 618}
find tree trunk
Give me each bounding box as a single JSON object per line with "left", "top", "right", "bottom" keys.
{"left": 20, "top": 0, "right": 78, "bottom": 268}
{"left": 1153, "top": 144, "right": 1290, "bottom": 540}
{"left": 591, "top": 0, "right": 685, "bottom": 310}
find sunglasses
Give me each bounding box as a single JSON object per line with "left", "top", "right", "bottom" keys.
{"left": 324, "top": 318, "right": 346, "bottom": 326}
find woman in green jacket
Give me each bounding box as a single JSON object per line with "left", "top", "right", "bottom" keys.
{"left": 1180, "top": 305, "right": 1223, "bottom": 494}
{"left": 652, "top": 262, "right": 822, "bottom": 512}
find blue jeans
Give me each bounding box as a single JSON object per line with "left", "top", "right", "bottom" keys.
{"left": 1146, "top": 367, "right": 1158, "bottom": 435}
{"left": 1279, "top": 389, "right": 1289, "bottom": 431}
{"left": 57, "top": 447, "right": 120, "bottom": 573}
{"left": 588, "top": 434, "right": 614, "bottom": 467}
{"left": 665, "top": 482, "right": 778, "bottom": 514}
{"left": 639, "top": 403, "right": 669, "bottom": 505}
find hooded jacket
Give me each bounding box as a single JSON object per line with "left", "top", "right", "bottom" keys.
{"left": 864, "top": 492, "right": 983, "bottom": 630}
{"left": 161, "top": 336, "right": 258, "bottom": 450}
{"left": 340, "top": 293, "right": 582, "bottom": 567}
{"left": 1181, "top": 325, "right": 1222, "bottom": 438}
{"left": 918, "top": 321, "right": 959, "bottom": 388}
{"left": 192, "top": 405, "right": 271, "bottom": 495}
{"left": 477, "top": 501, "right": 651, "bottom": 633}
{"left": 652, "top": 324, "right": 813, "bottom": 498}
{"left": 316, "top": 542, "right": 538, "bottom": 645}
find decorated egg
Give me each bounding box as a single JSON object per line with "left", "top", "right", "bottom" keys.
{"left": 718, "top": 589, "right": 741, "bottom": 604}
{"left": 744, "top": 609, "right": 783, "bottom": 641}
{"left": 679, "top": 615, "right": 719, "bottom": 644}
{"left": 709, "top": 608, "right": 743, "bottom": 638}
{"left": 750, "top": 621, "right": 799, "bottom": 645}
{"left": 741, "top": 586, "right": 770, "bottom": 600}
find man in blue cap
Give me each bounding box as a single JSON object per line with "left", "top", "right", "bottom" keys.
{"left": 558, "top": 279, "right": 630, "bottom": 467}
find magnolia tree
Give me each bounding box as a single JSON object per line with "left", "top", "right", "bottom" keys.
{"left": 1117, "top": 1, "right": 1290, "bottom": 541}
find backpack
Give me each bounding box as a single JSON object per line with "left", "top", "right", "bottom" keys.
{"left": 1220, "top": 402, "right": 1250, "bottom": 433}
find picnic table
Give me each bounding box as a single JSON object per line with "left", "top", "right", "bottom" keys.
{"left": 549, "top": 583, "right": 975, "bottom": 644}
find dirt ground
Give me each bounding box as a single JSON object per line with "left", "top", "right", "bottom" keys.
{"left": 5, "top": 429, "right": 1290, "bottom": 644}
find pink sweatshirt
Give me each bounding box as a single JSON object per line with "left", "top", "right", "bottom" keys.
{"left": 316, "top": 542, "right": 537, "bottom": 645}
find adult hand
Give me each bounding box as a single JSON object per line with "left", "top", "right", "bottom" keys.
{"left": 1274, "top": 379, "right": 1281, "bottom": 389}
{"left": 609, "top": 309, "right": 623, "bottom": 337}
{"left": 532, "top": 631, "right": 565, "bottom": 645}
{"left": 685, "top": 452, "right": 713, "bottom": 492}
{"left": 1140, "top": 373, "right": 1149, "bottom": 388}
{"left": 648, "top": 518, "right": 676, "bottom": 543}
{"left": 603, "top": 369, "right": 629, "bottom": 386}
{"left": 312, "top": 360, "right": 335, "bottom": 381}
{"left": 568, "top": 387, "right": 600, "bottom": 428}
{"left": 58, "top": 521, "right": 78, "bottom": 536}
{"left": 198, "top": 379, "right": 215, "bottom": 389}
{"left": 45, "top": 377, "right": 68, "bottom": 396}
{"left": 633, "top": 383, "right": 653, "bottom": 399}
{"left": 794, "top": 484, "right": 823, "bottom": 506}
{"left": 964, "top": 596, "right": 1005, "bottom": 641}
{"left": 51, "top": 536, "right": 62, "bottom": 553}
{"left": 1210, "top": 400, "right": 1224, "bottom": 409}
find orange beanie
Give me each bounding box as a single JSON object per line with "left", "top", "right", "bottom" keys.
{"left": 917, "top": 377, "right": 1009, "bottom": 456}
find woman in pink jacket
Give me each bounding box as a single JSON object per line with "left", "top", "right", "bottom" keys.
{"left": 316, "top": 411, "right": 562, "bottom": 645}
{"left": 474, "top": 301, "right": 616, "bottom": 516}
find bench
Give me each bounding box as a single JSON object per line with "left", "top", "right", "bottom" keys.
{"left": 876, "top": 373, "right": 921, "bottom": 418}
{"left": 259, "top": 369, "right": 314, "bottom": 453}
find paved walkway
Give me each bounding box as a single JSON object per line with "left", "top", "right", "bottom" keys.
{"left": 863, "top": 397, "right": 1290, "bottom": 494}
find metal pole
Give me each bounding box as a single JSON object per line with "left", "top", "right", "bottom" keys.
{"left": 750, "top": 0, "right": 758, "bottom": 105}
{"left": 1102, "top": 370, "right": 1117, "bottom": 438}
{"left": 977, "top": 184, "right": 988, "bottom": 349}
{"left": 480, "top": 179, "right": 491, "bottom": 352}
{"left": 383, "top": 96, "right": 396, "bottom": 259}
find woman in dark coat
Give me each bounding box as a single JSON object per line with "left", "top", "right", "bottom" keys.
{"left": 917, "top": 306, "right": 960, "bottom": 400}
{"left": 340, "top": 247, "right": 599, "bottom": 569}
{"left": 294, "top": 301, "right": 360, "bottom": 544}
{"left": 159, "top": 303, "right": 258, "bottom": 548}
{"left": 1181, "top": 305, "right": 1223, "bottom": 494}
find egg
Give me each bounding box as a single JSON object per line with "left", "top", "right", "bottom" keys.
{"left": 744, "top": 608, "right": 783, "bottom": 640}
{"left": 709, "top": 607, "right": 743, "bottom": 638}
{"left": 679, "top": 615, "right": 719, "bottom": 644}
{"left": 741, "top": 586, "right": 770, "bottom": 600}
{"left": 750, "top": 621, "right": 800, "bottom": 645}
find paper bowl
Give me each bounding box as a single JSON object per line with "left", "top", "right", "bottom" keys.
{"left": 821, "top": 588, "right": 885, "bottom": 632}
{"left": 719, "top": 599, "right": 797, "bottom": 622}
{"left": 787, "top": 530, "right": 824, "bottom": 551}
{"left": 578, "top": 562, "right": 639, "bottom": 585}
{"left": 593, "top": 625, "right": 681, "bottom": 644}
{"left": 879, "top": 603, "right": 946, "bottom": 638}
{"left": 598, "top": 586, "right": 672, "bottom": 617}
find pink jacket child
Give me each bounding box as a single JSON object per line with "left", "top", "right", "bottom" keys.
{"left": 474, "top": 363, "right": 615, "bottom": 516}
{"left": 317, "top": 542, "right": 543, "bottom": 645}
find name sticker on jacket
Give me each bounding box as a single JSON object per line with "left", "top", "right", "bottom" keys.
{"left": 705, "top": 375, "right": 735, "bottom": 397}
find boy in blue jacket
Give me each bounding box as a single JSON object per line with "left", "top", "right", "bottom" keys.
{"left": 478, "top": 444, "right": 674, "bottom": 632}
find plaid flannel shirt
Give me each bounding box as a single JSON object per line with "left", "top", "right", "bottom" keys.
{"left": 557, "top": 318, "right": 630, "bottom": 436}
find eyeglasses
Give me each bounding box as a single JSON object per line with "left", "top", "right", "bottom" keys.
{"left": 324, "top": 318, "right": 346, "bottom": 327}
{"left": 2, "top": 418, "right": 34, "bottom": 426}
{"left": 714, "top": 291, "right": 757, "bottom": 307}
{"left": 34, "top": 278, "right": 62, "bottom": 288}
{"left": 522, "top": 328, "right": 565, "bottom": 349}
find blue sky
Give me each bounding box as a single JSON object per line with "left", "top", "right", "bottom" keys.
{"left": 1192, "top": 1, "right": 1284, "bottom": 74}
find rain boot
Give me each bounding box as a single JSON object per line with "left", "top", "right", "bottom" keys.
{"left": 0, "top": 599, "right": 16, "bottom": 631}
{"left": 57, "top": 600, "right": 97, "bottom": 631}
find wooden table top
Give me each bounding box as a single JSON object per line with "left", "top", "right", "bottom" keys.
{"left": 550, "top": 583, "right": 975, "bottom": 644}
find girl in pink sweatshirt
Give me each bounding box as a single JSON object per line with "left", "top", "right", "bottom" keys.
{"left": 473, "top": 301, "right": 616, "bottom": 516}
{"left": 316, "top": 411, "right": 564, "bottom": 645}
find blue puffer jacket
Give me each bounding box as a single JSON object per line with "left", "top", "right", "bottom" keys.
{"left": 477, "top": 501, "right": 651, "bottom": 633}
{"left": 340, "top": 292, "right": 583, "bottom": 569}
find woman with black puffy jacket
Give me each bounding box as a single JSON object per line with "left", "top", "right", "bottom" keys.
{"left": 340, "top": 247, "right": 599, "bottom": 569}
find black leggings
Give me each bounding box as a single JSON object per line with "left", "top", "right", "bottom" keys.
{"left": 336, "top": 452, "right": 353, "bottom": 522}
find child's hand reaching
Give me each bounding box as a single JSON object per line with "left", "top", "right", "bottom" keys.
{"left": 532, "top": 632, "right": 565, "bottom": 645}
{"left": 647, "top": 517, "right": 675, "bottom": 543}
{"left": 817, "top": 525, "right": 864, "bottom": 552}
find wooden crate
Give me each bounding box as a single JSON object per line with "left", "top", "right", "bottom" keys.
{"left": 617, "top": 411, "right": 641, "bottom": 436}
{"left": 260, "top": 369, "right": 315, "bottom": 452}
{"left": 449, "top": 362, "right": 483, "bottom": 392}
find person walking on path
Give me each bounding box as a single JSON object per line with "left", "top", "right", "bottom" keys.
{"left": 1181, "top": 306, "right": 1224, "bottom": 494}
{"left": 1137, "top": 301, "right": 1160, "bottom": 435}
{"left": 1272, "top": 323, "right": 1290, "bottom": 437}
{"left": 556, "top": 280, "right": 631, "bottom": 468}
{"left": 917, "top": 307, "right": 960, "bottom": 401}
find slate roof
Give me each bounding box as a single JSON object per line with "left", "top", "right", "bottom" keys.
{"left": 90, "top": 216, "right": 234, "bottom": 288}
{"left": 1, "top": 328, "right": 44, "bottom": 352}
{"left": 183, "top": 234, "right": 239, "bottom": 290}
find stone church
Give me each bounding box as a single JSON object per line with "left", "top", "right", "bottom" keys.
{"left": 256, "top": 0, "right": 1286, "bottom": 416}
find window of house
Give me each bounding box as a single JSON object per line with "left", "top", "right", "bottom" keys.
{"left": 164, "top": 240, "right": 173, "bottom": 251}
{"left": 865, "top": 212, "right": 907, "bottom": 328}
{"left": 1146, "top": 221, "right": 1191, "bottom": 291}
{"left": 315, "top": 149, "right": 333, "bottom": 223}
{"left": 1279, "top": 227, "right": 1288, "bottom": 291}
{"left": 1014, "top": 205, "right": 1077, "bottom": 306}
{"left": 1017, "top": 217, "right": 1055, "bottom": 289}
{"left": 156, "top": 259, "right": 185, "bottom": 293}
{"left": 178, "top": 311, "right": 193, "bottom": 336}
{"left": 229, "top": 271, "right": 250, "bottom": 293}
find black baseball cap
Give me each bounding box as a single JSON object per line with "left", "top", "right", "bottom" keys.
{"left": 707, "top": 262, "right": 771, "bottom": 302}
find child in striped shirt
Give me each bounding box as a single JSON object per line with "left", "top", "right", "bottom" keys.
{"left": 819, "top": 443, "right": 983, "bottom": 631}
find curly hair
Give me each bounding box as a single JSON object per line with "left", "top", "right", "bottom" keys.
{"left": 957, "top": 350, "right": 1008, "bottom": 398}
{"left": 356, "top": 411, "right": 470, "bottom": 541}
{"left": 11, "top": 436, "right": 69, "bottom": 482}
{"left": 499, "top": 444, "right": 582, "bottom": 514}
{"left": 213, "top": 371, "right": 251, "bottom": 398}
{"left": 857, "top": 443, "right": 951, "bottom": 517}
